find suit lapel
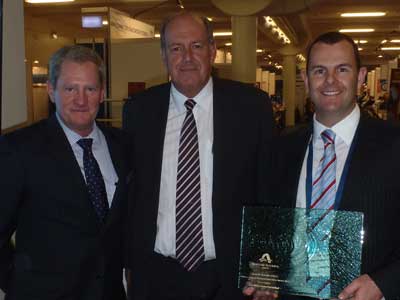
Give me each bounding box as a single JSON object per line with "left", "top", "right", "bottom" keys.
{"left": 211, "top": 79, "right": 235, "bottom": 209}
{"left": 284, "top": 125, "right": 312, "bottom": 208}
{"left": 44, "top": 115, "right": 101, "bottom": 229}
{"left": 339, "top": 117, "right": 380, "bottom": 210}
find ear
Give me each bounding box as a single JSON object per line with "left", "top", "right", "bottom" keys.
{"left": 46, "top": 80, "right": 56, "bottom": 103}
{"left": 100, "top": 86, "right": 105, "bottom": 103}
{"left": 209, "top": 42, "right": 217, "bottom": 64}
{"left": 357, "top": 67, "right": 367, "bottom": 91}
{"left": 301, "top": 69, "right": 309, "bottom": 95}
{"left": 161, "top": 49, "right": 168, "bottom": 68}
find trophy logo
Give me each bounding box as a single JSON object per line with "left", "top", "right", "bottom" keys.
{"left": 259, "top": 253, "right": 272, "bottom": 264}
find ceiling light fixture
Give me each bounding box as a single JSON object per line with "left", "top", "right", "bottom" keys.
{"left": 177, "top": 0, "right": 184, "bottom": 9}
{"left": 381, "top": 39, "right": 388, "bottom": 44}
{"left": 378, "top": 55, "right": 383, "bottom": 58}
{"left": 256, "top": 49, "right": 264, "bottom": 53}
{"left": 390, "top": 40, "right": 400, "bottom": 43}
{"left": 297, "top": 54, "right": 306, "bottom": 62}
{"left": 102, "top": 20, "right": 109, "bottom": 26}
{"left": 264, "top": 16, "right": 291, "bottom": 44}
{"left": 224, "top": 42, "right": 232, "bottom": 46}
{"left": 213, "top": 32, "right": 232, "bottom": 36}
{"left": 354, "top": 40, "right": 368, "bottom": 44}
{"left": 381, "top": 47, "right": 400, "bottom": 51}
{"left": 340, "top": 12, "right": 386, "bottom": 17}
{"left": 25, "top": 0, "right": 74, "bottom": 3}
{"left": 358, "top": 48, "right": 363, "bottom": 51}
{"left": 207, "top": 17, "right": 213, "bottom": 22}
{"left": 339, "top": 28, "right": 375, "bottom": 33}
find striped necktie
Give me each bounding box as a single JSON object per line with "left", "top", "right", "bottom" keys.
{"left": 311, "top": 129, "right": 337, "bottom": 209}
{"left": 307, "top": 129, "right": 337, "bottom": 296}
{"left": 175, "top": 99, "right": 205, "bottom": 271}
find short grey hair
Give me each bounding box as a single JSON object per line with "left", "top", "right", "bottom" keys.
{"left": 48, "top": 45, "right": 105, "bottom": 88}
{"left": 160, "top": 12, "right": 215, "bottom": 52}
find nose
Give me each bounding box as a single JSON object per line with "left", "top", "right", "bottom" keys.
{"left": 183, "top": 47, "right": 194, "bottom": 62}
{"left": 75, "top": 88, "right": 88, "bottom": 106}
{"left": 325, "top": 70, "right": 337, "bottom": 85}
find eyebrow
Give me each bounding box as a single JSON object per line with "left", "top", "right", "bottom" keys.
{"left": 310, "top": 63, "right": 353, "bottom": 70}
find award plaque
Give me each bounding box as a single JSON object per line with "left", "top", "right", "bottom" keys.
{"left": 238, "top": 207, "right": 364, "bottom": 299}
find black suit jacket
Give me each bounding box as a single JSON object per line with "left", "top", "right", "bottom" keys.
{"left": 123, "top": 78, "right": 273, "bottom": 300}
{"left": 0, "top": 115, "right": 128, "bottom": 300}
{"left": 272, "top": 116, "right": 400, "bottom": 299}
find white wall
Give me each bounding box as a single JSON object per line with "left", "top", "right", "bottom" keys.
{"left": 2, "top": 0, "right": 27, "bottom": 130}
{"left": 109, "top": 38, "right": 167, "bottom": 123}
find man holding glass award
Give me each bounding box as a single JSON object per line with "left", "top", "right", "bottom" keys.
{"left": 243, "top": 32, "right": 400, "bottom": 300}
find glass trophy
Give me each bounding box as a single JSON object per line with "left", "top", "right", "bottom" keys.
{"left": 238, "top": 206, "right": 364, "bottom": 299}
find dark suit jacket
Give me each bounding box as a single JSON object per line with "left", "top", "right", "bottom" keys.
{"left": 272, "top": 116, "right": 400, "bottom": 299}
{"left": 0, "top": 115, "right": 128, "bottom": 300}
{"left": 123, "top": 78, "right": 273, "bottom": 300}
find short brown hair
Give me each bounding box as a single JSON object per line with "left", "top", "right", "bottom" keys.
{"left": 48, "top": 45, "right": 105, "bottom": 88}
{"left": 306, "top": 32, "right": 361, "bottom": 73}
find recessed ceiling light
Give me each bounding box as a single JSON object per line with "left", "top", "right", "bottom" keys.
{"left": 207, "top": 17, "right": 213, "bottom": 22}
{"left": 378, "top": 55, "right": 383, "bottom": 58}
{"left": 34, "top": 60, "right": 39, "bottom": 64}
{"left": 358, "top": 48, "right": 363, "bottom": 51}
{"left": 381, "top": 47, "right": 400, "bottom": 51}
{"left": 256, "top": 49, "right": 264, "bottom": 53}
{"left": 25, "top": 0, "right": 74, "bottom": 3}
{"left": 341, "top": 12, "right": 386, "bottom": 17}
{"left": 102, "top": 20, "right": 108, "bottom": 26}
{"left": 339, "top": 28, "right": 375, "bottom": 33}
{"left": 224, "top": 42, "right": 232, "bottom": 46}
{"left": 381, "top": 39, "right": 388, "bottom": 44}
{"left": 213, "top": 32, "right": 232, "bottom": 37}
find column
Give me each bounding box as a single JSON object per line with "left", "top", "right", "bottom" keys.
{"left": 282, "top": 52, "right": 297, "bottom": 126}
{"left": 231, "top": 16, "right": 257, "bottom": 83}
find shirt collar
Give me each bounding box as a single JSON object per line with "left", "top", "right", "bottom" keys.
{"left": 313, "top": 104, "right": 360, "bottom": 146}
{"left": 56, "top": 112, "right": 101, "bottom": 147}
{"left": 171, "top": 77, "right": 213, "bottom": 114}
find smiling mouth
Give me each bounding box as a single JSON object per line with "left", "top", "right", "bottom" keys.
{"left": 322, "top": 90, "right": 341, "bottom": 96}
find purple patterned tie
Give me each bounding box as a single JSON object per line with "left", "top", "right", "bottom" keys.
{"left": 175, "top": 99, "right": 205, "bottom": 271}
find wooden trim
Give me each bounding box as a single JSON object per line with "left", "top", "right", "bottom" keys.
{"left": 2, "top": 121, "right": 30, "bottom": 134}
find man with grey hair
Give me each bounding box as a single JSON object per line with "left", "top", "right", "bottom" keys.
{"left": 123, "top": 11, "right": 273, "bottom": 300}
{"left": 0, "top": 45, "right": 128, "bottom": 300}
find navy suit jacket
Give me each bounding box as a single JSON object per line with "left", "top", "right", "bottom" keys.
{"left": 0, "top": 115, "right": 128, "bottom": 300}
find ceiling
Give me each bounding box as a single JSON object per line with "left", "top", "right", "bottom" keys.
{"left": 24, "top": 0, "right": 400, "bottom": 69}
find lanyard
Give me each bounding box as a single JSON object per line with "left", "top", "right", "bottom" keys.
{"left": 306, "top": 131, "right": 358, "bottom": 210}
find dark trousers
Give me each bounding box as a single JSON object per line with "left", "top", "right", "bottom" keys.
{"left": 146, "top": 252, "right": 220, "bottom": 300}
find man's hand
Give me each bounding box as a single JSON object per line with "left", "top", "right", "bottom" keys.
{"left": 338, "top": 274, "right": 383, "bottom": 300}
{"left": 242, "top": 286, "right": 278, "bottom": 300}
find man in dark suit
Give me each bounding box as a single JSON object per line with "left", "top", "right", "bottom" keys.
{"left": 0, "top": 45, "right": 128, "bottom": 300}
{"left": 247, "top": 32, "right": 400, "bottom": 300}
{"left": 123, "top": 12, "right": 273, "bottom": 300}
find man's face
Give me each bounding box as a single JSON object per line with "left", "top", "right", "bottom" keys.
{"left": 302, "top": 40, "right": 367, "bottom": 126}
{"left": 47, "top": 60, "right": 104, "bottom": 137}
{"left": 162, "top": 14, "right": 216, "bottom": 98}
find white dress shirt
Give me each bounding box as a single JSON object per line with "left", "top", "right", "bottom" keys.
{"left": 56, "top": 113, "right": 118, "bottom": 206}
{"left": 154, "top": 78, "right": 216, "bottom": 260}
{"left": 296, "top": 105, "right": 360, "bottom": 208}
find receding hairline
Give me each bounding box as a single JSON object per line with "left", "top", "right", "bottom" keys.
{"left": 160, "top": 11, "right": 214, "bottom": 51}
